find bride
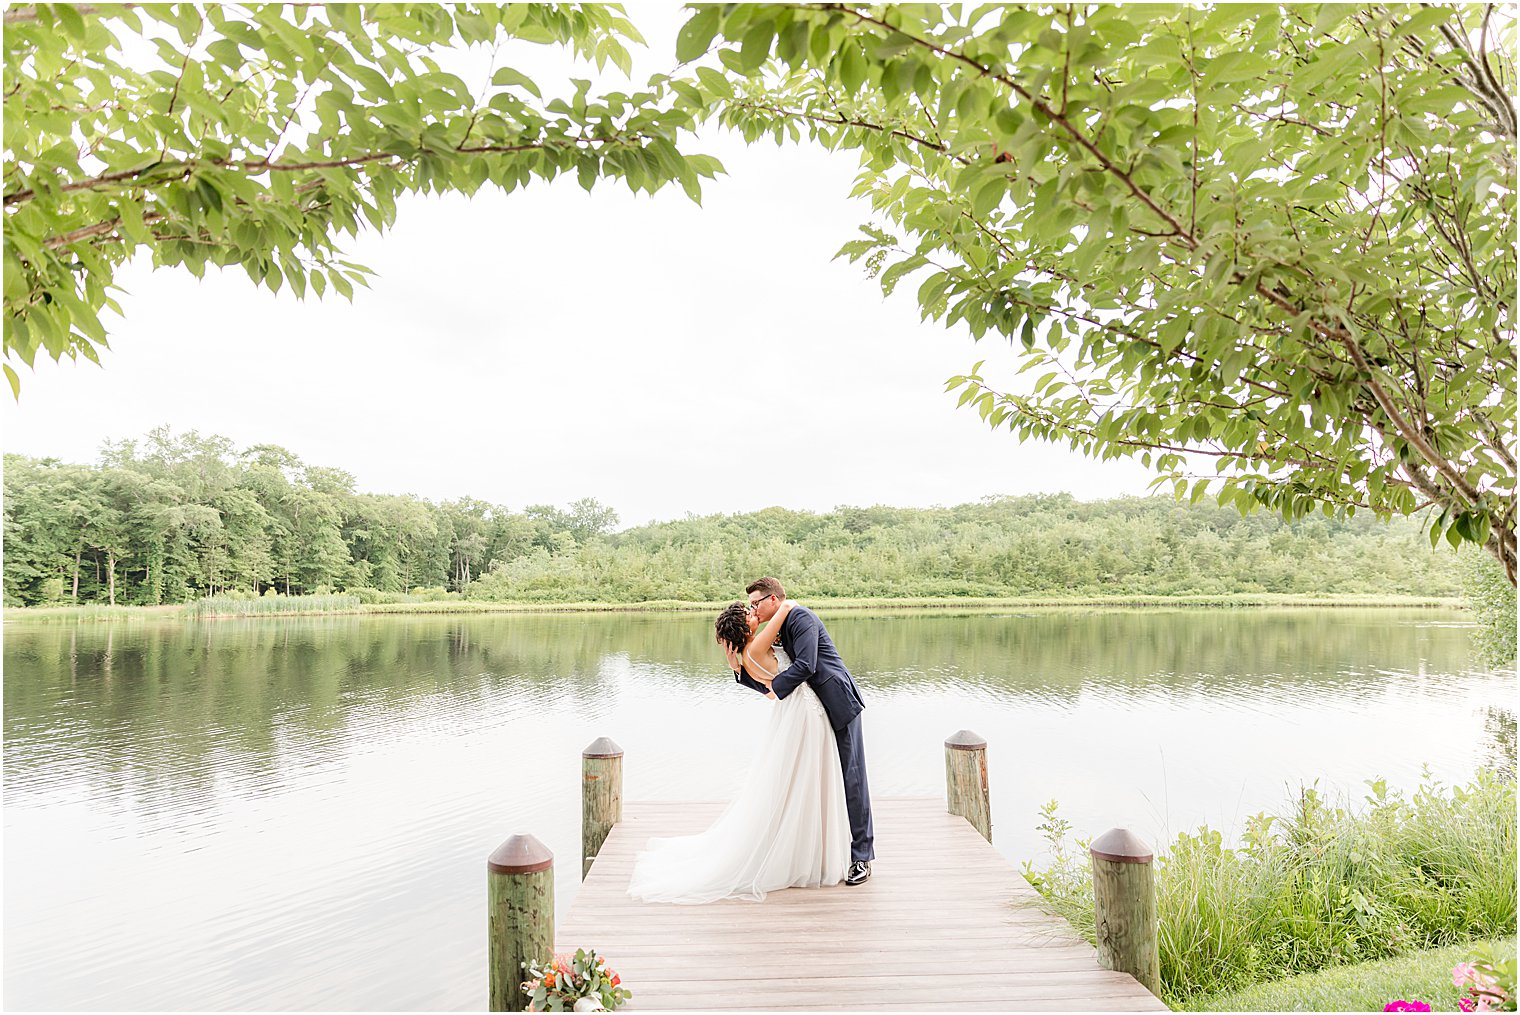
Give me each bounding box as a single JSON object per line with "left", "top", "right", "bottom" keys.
{"left": 625, "top": 599, "right": 851, "bottom": 903}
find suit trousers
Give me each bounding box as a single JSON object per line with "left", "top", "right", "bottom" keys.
{"left": 834, "top": 714, "right": 875, "bottom": 862}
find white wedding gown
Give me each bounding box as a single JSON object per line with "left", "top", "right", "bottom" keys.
{"left": 627, "top": 646, "right": 852, "bottom": 903}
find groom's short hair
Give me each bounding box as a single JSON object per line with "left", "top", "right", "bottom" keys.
{"left": 746, "top": 577, "right": 785, "bottom": 601}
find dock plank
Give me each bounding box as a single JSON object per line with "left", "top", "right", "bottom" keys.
{"left": 555, "top": 798, "right": 1167, "bottom": 1011}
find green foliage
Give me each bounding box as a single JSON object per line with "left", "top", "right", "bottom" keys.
{"left": 1191, "top": 936, "right": 1516, "bottom": 1013}
{"left": 2, "top": 430, "right": 616, "bottom": 606}
{"left": 467, "top": 495, "right": 1461, "bottom": 603}
{"left": 677, "top": 3, "right": 1517, "bottom": 581}
{"left": 1462, "top": 547, "right": 1518, "bottom": 667}
{"left": 3, "top": 431, "right": 1465, "bottom": 608}
{"left": 184, "top": 593, "right": 361, "bottom": 618}
{"left": 2, "top": 3, "right": 720, "bottom": 390}
{"left": 1027, "top": 771, "right": 1518, "bottom": 1007}
{"left": 1021, "top": 797, "right": 1093, "bottom": 916}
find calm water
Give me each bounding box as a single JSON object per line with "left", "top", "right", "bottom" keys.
{"left": 4, "top": 608, "right": 1512, "bottom": 1010}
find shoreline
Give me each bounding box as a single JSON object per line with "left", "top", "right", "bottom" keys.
{"left": 4, "top": 593, "right": 1467, "bottom": 623}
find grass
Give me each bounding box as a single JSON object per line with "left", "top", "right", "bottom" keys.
{"left": 4, "top": 592, "right": 1466, "bottom": 622}
{"left": 1026, "top": 771, "right": 1518, "bottom": 1009}
{"left": 183, "top": 594, "right": 362, "bottom": 618}
{"left": 411, "top": 593, "right": 1463, "bottom": 613}
{"left": 0, "top": 603, "right": 183, "bottom": 622}
{"left": 1189, "top": 936, "right": 1516, "bottom": 1011}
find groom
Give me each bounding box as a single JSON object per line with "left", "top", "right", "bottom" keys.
{"left": 740, "top": 577, "right": 875, "bottom": 885}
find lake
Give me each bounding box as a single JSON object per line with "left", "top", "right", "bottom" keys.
{"left": 3, "top": 608, "right": 1511, "bottom": 1010}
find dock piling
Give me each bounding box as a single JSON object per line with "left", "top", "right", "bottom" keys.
{"left": 487, "top": 834, "right": 554, "bottom": 1012}
{"left": 943, "top": 729, "right": 992, "bottom": 842}
{"left": 1089, "top": 827, "right": 1161, "bottom": 996}
{"left": 582, "top": 737, "right": 624, "bottom": 878}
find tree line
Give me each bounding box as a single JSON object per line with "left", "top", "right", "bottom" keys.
{"left": 3, "top": 429, "right": 1463, "bottom": 609}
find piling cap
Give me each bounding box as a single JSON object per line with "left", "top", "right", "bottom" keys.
{"left": 488, "top": 834, "right": 554, "bottom": 874}
{"left": 1089, "top": 827, "right": 1153, "bottom": 864}
{"left": 582, "top": 737, "right": 624, "bottom": 759}
{"left": 944, "top": 730, "right": 987, "bottom": 751}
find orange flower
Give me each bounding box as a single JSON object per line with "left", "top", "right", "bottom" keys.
{"left": 544, "top": 973, "right": 556, "bottom": 988}
{"left": 611, "top": 974, "right": 621, "bottom": 987}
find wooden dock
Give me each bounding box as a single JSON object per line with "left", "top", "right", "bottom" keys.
{"left": 556, "top": 797, "right": 1170, "bottom": 1011}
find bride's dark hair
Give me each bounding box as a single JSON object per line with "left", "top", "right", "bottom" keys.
{"left": 714, "top": 601, "right": 749, "bottom": 654}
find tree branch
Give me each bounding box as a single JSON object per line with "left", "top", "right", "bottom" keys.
{"left": 3, "top": 4, "right": 139, "bottom": 24}
{"left": 1339, "top": 327, "right": 1486, "bottom": 508}
{"left": 820, "top": 2, "right": 1198, "bottom": 243}
{"left": 5, "top": 135, "right": 652, "bottom": 207}
{"left": 725, "top": 97, "right": 968, "bottom": 163}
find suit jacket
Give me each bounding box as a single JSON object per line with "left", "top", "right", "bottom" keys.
{"left": 765, "top": 604, "right": 865, "bottom": 731}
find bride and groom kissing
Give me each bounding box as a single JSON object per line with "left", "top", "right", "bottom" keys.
{"left": 626, "top": 577, "right": 875, "bottom": 904}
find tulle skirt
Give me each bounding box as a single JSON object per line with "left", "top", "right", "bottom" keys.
{"left": 626, "top": 683, "right": 851, "bottom": 904}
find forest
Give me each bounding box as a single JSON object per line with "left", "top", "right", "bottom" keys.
{"left": 3, "top": 430, "right": 1462, "bottom": 608}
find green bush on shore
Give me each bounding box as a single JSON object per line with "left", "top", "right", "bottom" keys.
{"left": 1025, "top": 770, "right": 1518, "bottom": 1009}
{"left": 1463, "top": 548, "right": 1518, "bottom": 668}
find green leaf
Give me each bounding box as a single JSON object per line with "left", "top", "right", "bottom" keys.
{"left": 675, "top": 8, "right": 720, "bottom": 63}
{"left": 1314, "top": 5, "right": 1356, "bottom": 35}
{"left": 839, "top": 43, "right": 867, "bottom": 93}
{"left": 1019, "top": 317, "right": 1036, "bottom": 349}
{"left": 971, "top": 176, "right": 1005, "bottom": 218}
{"left": 695, "top": 65, "right": 733, "bottom": 100}
{"left": 738, "top": 21, "right": 774, "bottom": 72}
{"left": 1394, "top": 6, "right": 1453, "bottom": 38}
{"left": 490, "top": 67, "right": 542, "bottom": 98}
{"left": 1203, "top": 51, "right": 1268, "bottom": 85}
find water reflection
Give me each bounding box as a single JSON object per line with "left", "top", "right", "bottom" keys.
{"left": 3, "top": 608, "right": 1509, "bottom": 1010}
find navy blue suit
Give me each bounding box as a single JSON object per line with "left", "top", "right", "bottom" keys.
{"left": 735, "top": 605, "right": 874, "bottom": 862}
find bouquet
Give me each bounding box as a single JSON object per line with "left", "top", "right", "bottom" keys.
{"left": 522, "top": 949, "right": 631, "bottom": 1012}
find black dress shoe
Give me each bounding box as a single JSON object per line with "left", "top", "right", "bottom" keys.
{"left": 844, "top": 860, "right": 872, "bottom": 885}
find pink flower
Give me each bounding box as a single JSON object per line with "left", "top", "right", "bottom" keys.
{"left": 1459, "top": 999, "right": 1476, "bottom": 1013}
{"left": 1384, "top": 1003, "right": 1431, "bottom": 1012}
{"left": 1454, "top": 963, "right": 1481, "bottom": 987}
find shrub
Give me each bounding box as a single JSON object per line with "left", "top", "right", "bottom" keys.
{"left": 1025, "top": 771, "right": 1518, "bottom": 1008}
{"left": 348, "top": 586, "right": 404, "bottom": 605}
{"left": 1462, "top": 550, "right": 1517, "bottom": 668}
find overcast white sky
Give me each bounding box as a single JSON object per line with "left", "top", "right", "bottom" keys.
{"left": 1, "top": 4, "right": 1156, "bottom": 528}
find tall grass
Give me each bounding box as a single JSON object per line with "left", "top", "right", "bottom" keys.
{"left": 0, "top": 603, "right": 173, "bottom": 623}
{"left": 7, "top": 593, "right": 1464, "bottom": 624}
{"left": 1024, "top": 770, "right": 1518, "bottom": 1008}
{"left": 185, "top": 594, "right": 362, "bottom": 618}
{"left": 359, "top": 593, "right": 1461, "bottom": 614}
